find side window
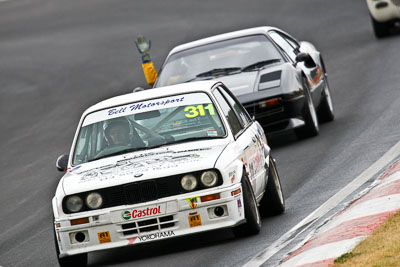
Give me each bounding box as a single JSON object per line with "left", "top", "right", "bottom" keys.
{"left": 73, "top": 123, "right": 103, "bottom": 164}
{"left": 285, "top": 36, "right": 300, "bottom": 52}
{"left": 269, "top": 31, "right": 298, "bottom": 63}
{"left": 218, "top": 86, "right": 251, "bottom": 127}
{"left": 73, "top": 126, "right": 90, "bottom": 164}
{"left": 213, "top": 89, "right": 242, "bottom": 136}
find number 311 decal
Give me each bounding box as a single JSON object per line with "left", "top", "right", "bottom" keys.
{"left": 184, "top": 104, "right": 215, "bottom": 118}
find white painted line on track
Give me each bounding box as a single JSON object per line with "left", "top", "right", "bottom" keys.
{"left": 279, "top": 236, "right": 366, "bottom": 267}
{"left": 243, "top": 139, "right": 400, "bottom": 267}
{"left": 377, "top": 171, "right": 400, "bottom": 187}
{"left": 317, "top": 194, "right": 400, "bottom": 235}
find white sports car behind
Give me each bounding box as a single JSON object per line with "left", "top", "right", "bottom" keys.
{"left": 367, "top": 0, "right": 400, "bottom": 37}
{"left": 53, "top": 81, "right": 285, "bottom": 266}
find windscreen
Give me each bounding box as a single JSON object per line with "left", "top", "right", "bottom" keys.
{"left": 72, "top": 92, "right": 226, "bottom": 165}
{"left": 156, "top": 34, "right": 283, "bottom": 87}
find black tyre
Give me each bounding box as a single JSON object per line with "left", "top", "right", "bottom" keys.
{"left": 260, "top": 157, "right": 285, "bottom": 217}
{"left": 232, "top": 175, "right": 261, "bottom": 237}
{"left": 54, "top": 226, "right": 88, "bottom": 267}
{"left": 371, "top": 15, "right": 390, "bottom": 38}
{"left": 295, "top": 77, "right": 319, "bottom": 139}
{"left": 58, "top": 254, "right": 88, "bottom": 267}
{"left": 317, "top": 65, "right": 335, "bottom": 123}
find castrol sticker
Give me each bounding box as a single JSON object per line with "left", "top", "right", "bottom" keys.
{"left": 120, "top": 203, "right": 166, "bottom": 221}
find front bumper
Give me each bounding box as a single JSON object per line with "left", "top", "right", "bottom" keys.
{"left": 243, "top": 94, "right": 306, "bottom": 135}
{"left": 54, "top": 183, "right": 244, "bottom": 257}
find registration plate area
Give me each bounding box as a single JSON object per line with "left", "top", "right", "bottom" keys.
{"left": 110, "top": 203, "right": 168, "bottom": 223}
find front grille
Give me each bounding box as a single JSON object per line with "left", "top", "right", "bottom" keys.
{"left": 102, "top": 178, "right": 178, "bottom": 208}
{"left": 392, "top": 0, "right": 400, "bottom": 6}
{"left": 243, "top": 99, "right": 284, "bottom": 119}
{"left": 124, "top": 181, "right": 158, "bottom": 204}
{"left": 120, "top": 215, "right": 176, "bottom": 236}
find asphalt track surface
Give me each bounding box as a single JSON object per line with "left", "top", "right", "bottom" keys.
{"left": 1, "top": 0, "right": 400, "bottom": 266}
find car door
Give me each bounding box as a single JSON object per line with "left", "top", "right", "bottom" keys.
{"left": 268, "top": 30, "right": 322, "bottom": 105}
{"left": 213, "top": 85, "right": 266, "bottom": 199}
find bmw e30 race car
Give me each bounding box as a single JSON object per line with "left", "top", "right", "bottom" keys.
{"left": 53, "top": 81, "right": 285, "bottom": 266}
{"left": 153, "top": 26, "right": 334, "bottom": 139}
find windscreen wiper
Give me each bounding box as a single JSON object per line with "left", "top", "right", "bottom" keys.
{"left": 147, "top": 136, "right": 223, "bottom": 149}
{"left": 183, "top": 67, "right": 241, "bottom": 83}
{"left": 88, "top": 147, "right": 143, "bottom": 162}
{"left": 241, "top": 59, "right": 281, "bottom": 72}
{"left": 196, "top": 67, "right": 241, "bottom": 78}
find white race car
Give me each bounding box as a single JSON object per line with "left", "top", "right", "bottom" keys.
{"left": 366, "top": 0, "right": 400, "bottom": 37}
{"left": 53, "top": 81, "right": 285, "bottom": 266}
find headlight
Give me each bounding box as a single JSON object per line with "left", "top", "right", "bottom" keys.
{"left": 181, "top": 174, "right": 197, "bottom": 191}
{"left": 86, "top": 192, "right": 103, "bottom": 209}
{"left": 200, "top": 171, "right": 218, "bottom": 187}
{"left": 65, "top": 195, "right": 83, "bottom": 213}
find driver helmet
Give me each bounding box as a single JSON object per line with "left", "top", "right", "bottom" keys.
{"left": 103, "top": 117, "right": 131, "bottom": 145}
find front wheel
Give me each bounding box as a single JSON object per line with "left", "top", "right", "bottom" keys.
{"left": 295, "top": 77, "right": 319, "bottom": 139}
{"left": 58, "top": 254, "right": 88, "bottom": 267}
{"left": 371, "top": 15, "right": 390, "bottom": 38}
{"left": 259, "top": 157, "right": 285, "bottom": 217}
{"left": 317, "top": 69, "right": 335, "bottom": 123}
{"left": 232, "top": 175, "right": 261, "bottom": 237}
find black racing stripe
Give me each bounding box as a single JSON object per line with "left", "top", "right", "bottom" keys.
{"left": 260, "top": 71, "right": 282, "bottom": 83}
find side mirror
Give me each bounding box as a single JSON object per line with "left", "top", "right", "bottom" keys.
{"left": 56, "top": 154, "right": 69, "bottom": 172}
{"left": 295, "top": 53, "right": 316, "bottom": 68}
{"left": 295, "top": 52, "right": 310, "bottom": 63}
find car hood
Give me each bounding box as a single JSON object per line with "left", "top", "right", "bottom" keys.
{"left": 216, "top": 72, "right": 258, "bottom": 96}
{"left": 211, "top": 64, "right": 286, "bottom": 104}
{"left": 61, "top": 139, "right": 229, "bottom": 195}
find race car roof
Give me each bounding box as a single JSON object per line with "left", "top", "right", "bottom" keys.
{"left": 83, "top": 80, "right": 221, "bottom": 115}
{"left": 168, "top": 26, "right": 278, "bottom": 56}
